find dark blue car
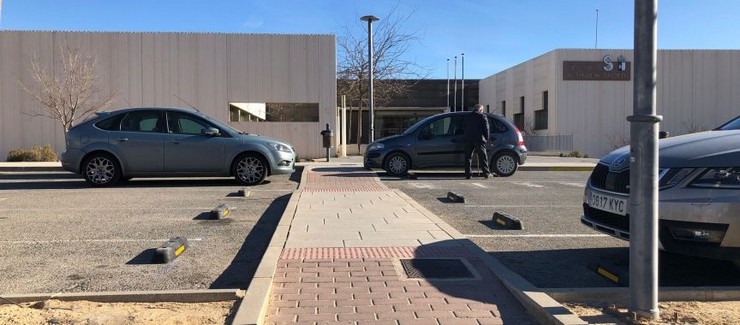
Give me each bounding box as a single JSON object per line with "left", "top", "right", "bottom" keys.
{"left": 364, "top": 112, "right": 527, "bottom": 177}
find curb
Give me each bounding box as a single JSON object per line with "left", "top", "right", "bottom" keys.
{"left": 230, "top": 166, "right": 307, "bottom": 325}
{"left": 0, "top": 289, "right": 242, "bottom": 305}
{"left": 0, "top": 166, "right": 66, "bottom": 172}
{"left": 545, "top": 286, "right": 740, "bottom": 303}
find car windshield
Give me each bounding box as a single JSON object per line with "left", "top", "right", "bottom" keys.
{"left": 715, "top": 116, "right": 740, "bottom": 130}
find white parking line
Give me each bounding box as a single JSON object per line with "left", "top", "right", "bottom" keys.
{"left": 410, "top": 182, "right": 436, "bottom": 189}
{"left": 470, "top": 183, "right": 488, "bottom": 188}
{"left": 558, "top": 182, "right": 585, "bottom": 188}
{"left": 514, "top": 182, "right": 544, "bottom": 188}
{"left": 464, "top": 234, "right": 609, "bottom": 238}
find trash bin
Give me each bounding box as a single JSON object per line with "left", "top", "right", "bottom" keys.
{"left": 320, "top": 125, "right": 333, "bottom": 148}
{"left": 320, "top": 124, "right": 333, "bottom": 162}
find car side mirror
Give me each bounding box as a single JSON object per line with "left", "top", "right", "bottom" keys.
{"left": 203, "top": 127, "right": 221, "bottom": 136}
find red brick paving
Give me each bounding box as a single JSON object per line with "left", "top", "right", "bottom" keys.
{"left": 264, "top": 247, "right": 533, "bottom": 325}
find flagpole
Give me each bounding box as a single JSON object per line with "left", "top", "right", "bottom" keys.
{"left": 461, "top": 53, "right": 465, "bottom": 111}
{"left": 453, "top": 56, "right": 458, "bottom": 111}
{"left": 446, "top": 58, "right": 450, "bottom": 111}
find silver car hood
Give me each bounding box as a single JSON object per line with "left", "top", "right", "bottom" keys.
{"left": 600, "top": 130, "right": 740, "bottom": 169}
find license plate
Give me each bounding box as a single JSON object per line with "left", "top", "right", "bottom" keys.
{"left": 588, "top": 190, "right": 628, "bottom": 216}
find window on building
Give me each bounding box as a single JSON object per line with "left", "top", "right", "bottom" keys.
{"left": 513, "top": 96, "right": 525, "bottom": 131}
{"left": 229, "top": 103, "right": 319, "bottom": 122}
{"left": 535, "top": 91, "right": 548, "bottom": 130}
{"left": 501, "top": 100, "right": 506, "bottom": 117}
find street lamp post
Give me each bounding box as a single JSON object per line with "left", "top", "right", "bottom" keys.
{"left": 361, "top": 15, "right": 380, "bottom": 143}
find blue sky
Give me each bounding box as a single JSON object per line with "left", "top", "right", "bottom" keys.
{"left": 1, "top": 0, "right": 738, "bottom": 79}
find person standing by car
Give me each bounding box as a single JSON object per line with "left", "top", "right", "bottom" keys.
{"left": 463, "top": 104, "right": 491, "bottom": 179}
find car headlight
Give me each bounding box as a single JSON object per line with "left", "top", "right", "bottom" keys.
{"left": 270, "top": 142, "right": 293, "bottom": 153}
{"left": 689, "top": 167, "right": 739, "bottom": 189}
{"left": 367, "top": 142, "right": 385, "bottom": 151}
{"left": 658, "top": 168, "right": 694, "bottom": 189}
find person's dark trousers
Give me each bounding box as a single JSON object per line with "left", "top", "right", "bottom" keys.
{"left": 464, "top": 141, "right": 490, "bottom": 178}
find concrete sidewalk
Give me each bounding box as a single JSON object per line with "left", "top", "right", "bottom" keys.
{"left": 233, "top": 160, "right": 588, "bottom": 325}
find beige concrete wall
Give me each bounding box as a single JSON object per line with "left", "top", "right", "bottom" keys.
{"left": 480, "top": 49, "right": 740, "bottom": 157}
{"left": 0, "top": 31, "right": 336, "bottom": 160}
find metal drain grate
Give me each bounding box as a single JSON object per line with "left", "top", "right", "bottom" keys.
{"left": 400, "top": 258, "right": 474, "bottom": 279}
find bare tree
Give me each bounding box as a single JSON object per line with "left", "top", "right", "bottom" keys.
{"left": 337, "top": 6, "right": 429, "bottom": 150}
{"left": 19, "top": 44, "right": 117, "bottom": 132}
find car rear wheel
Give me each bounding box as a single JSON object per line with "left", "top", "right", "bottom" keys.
{"left": 492, "top": 152, "right": 518, "bottom": 177}
{"left": 234, "top": 153, "right": 268, "bottom": 186}
{"left": 384, "top": 152, "right": 410, "bottom": 177}
{"left": 83, "top": 153, "right": 121, "bottom": 187}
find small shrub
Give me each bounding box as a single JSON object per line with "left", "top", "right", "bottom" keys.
{"left": 6, "top": 145, "right": 58, "bottom": 162}
{"left": 568, "top": 151, "right": 583, "bottom": 158}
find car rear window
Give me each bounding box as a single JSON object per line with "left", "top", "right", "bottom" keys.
{"left": 95, "top": 114, "right": 124, "bottom": 131}
{"left": 488, "top": 117, "right": 509, "bottom": 133}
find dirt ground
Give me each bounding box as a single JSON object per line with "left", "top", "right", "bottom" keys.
{"left": 565, "top": 300, "right": 740, "bottom": 325}
{"left": 0, "top": 299, "right": 236, "bottom": 325}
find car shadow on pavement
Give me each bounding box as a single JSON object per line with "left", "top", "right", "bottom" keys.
{"left": 209, "top": 193, "right": 291, "bottom": 289}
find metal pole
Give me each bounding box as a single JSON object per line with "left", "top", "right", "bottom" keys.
{"left": 461, "top": 53, "right": 465, "bottom": 111}
{"left": 628, "top": 0, "right": 661, "bottom": 320}
{"left": 453, "top": 56, "right": 458, "bottom": 111}
{"left": 361, "top": 15, "right": 380, "bottom": 143}
{"left": 595, "top": 9, "right": 599, "bottom": 49}
{"left": 447, "top": 59, "right": 450, "bottom": 111}
{"left": 341, "top": 95, "right": 347, "bottom": 158}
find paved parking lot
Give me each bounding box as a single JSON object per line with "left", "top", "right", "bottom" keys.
{"left": 0, "top": 170, "right": 300, "bottom": 294}
{"left": 381, "top": 170, "right": 740, "bottom": 288}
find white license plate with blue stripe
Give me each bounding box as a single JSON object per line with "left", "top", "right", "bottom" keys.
{"left": 588, "top": 189, "right": 628, "bottom": 216}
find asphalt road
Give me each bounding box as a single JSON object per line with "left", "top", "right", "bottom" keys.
{"left": 380, "top": 170, "right": 740, "bottom": 288}
{"left": 0, "top": 169, "right": 300, "bottom": 294}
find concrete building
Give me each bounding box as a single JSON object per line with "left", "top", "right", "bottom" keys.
{"left": 479, "top": 49, "right": 740, "bottom": 157}
{"left": 0, "top": 30, "right": 336, "bottom": 160}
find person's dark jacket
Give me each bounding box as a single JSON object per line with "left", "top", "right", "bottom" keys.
{"left": 463, "top": 111, "right": 490, "bottom": 143}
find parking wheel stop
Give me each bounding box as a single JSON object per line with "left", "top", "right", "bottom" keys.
{"left": 492, "top": 212, "right": 523, "bottom": 230}
{"left": 211, "top": 204, "right": 232, "bottom": 219}
{"left": 153, "top": 237, "right": 188, "bottom": 264}
{"left": 447, "top": 192, "right": 465, "bottom": 203}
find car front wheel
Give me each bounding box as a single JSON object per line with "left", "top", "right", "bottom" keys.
{"left": 234, "top": 153, "right": 268, "bottom": 186}
{"left": 83, "top": 153, "right": 121, "bottom": 187}
{"left": 384, "top": 152, "right": 410, "bottom": 177}
{"left": 492, "top": 152, "right": 518, "bottom": 177}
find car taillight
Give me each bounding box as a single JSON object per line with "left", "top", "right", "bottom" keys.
{"left": 514, "top": 126, "right": 525, "bottom": 146}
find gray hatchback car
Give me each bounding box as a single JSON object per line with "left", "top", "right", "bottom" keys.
{"left": 61, "top": 107, "right": 296, "bottom": 186}
{"left": 363, "top": 111, "right": 527, "bottom": 176}
{"left": 581, "top": 129, "right": 740, "bottom": 262}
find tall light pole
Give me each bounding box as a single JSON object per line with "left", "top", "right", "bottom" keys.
{"left": 629, "top": 0, "right": 660, "bottom": 320}
{"left": 361, "top": 15, "right": 380, "bottom": 143}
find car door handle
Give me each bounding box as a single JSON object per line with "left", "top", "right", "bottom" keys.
{"left": 118, "top": 138, "right": 129, "bottom": 142}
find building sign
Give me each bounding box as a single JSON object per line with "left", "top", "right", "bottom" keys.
{"left": 563, "top": 55, "right": 631, "bottom": 81}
